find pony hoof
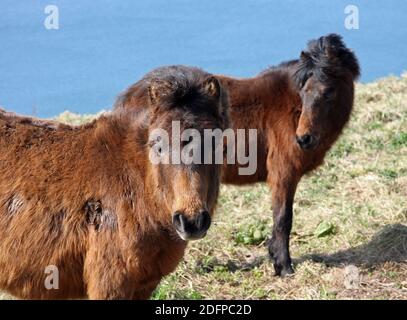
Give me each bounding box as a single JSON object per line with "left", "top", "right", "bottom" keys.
{"left": 280, "top": 266, "right": 295, "bottom": 277}
{"left": 274, "top": 265, "right": 294, "bottom": 277}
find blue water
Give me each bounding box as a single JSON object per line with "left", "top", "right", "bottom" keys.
{"left": 0, "top": 1, "right": 406, "bottom": 117}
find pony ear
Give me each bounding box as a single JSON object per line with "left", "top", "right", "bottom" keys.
{"left": 202, "top": 76, "right": 220, "bottom": 99}
{"left": 148, "top": 80, "right": 174, "bottom": 105}
{"left": 324, "top": 45, "right": 337, "bottom": 59}
{"left": 300, "top": 50, "right": 310, "bottom": 60}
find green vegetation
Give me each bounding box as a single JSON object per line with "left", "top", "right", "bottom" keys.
{"left": 234, "top": 220, "right": 270, "bottom": 245}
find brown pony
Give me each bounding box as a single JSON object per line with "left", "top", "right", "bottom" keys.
{"left": 0, "top": 66, "right": 228, "bottom": 299}
{"left": 115, "top": 34, "right": 360, "bottom": 277}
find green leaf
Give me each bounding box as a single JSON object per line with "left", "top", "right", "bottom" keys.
{"left": 314, "top": 221, "right": 335, "bottom": 237}
{"left": 253, "top": 229, "right": 263, "bottom": 240}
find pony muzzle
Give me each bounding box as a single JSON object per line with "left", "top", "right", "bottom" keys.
{"left": 172, "top": 210, "right": 211, "bottom": 241}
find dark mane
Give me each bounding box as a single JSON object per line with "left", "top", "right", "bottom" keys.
{"left": 258, "top": 59, "right": 299, "bottom": 76}
{"left": 114, "top": 65, "right": 213, "bottom": 110}
{"left": 293, "top": 33, "right": 360, "bottom": 88}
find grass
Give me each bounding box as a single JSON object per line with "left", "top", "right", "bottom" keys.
{"left": 2, "top": 74, "right": 407, "bottom": 300}
{"left": 150, "top": 74, "right": 407, "bottom": 300}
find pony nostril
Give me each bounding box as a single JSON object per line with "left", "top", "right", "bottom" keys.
{"left": 172, "top": 212, "right": 186, "bottom": 231}
{"left": 302, "top": 134, "right": 312, "bottom": 145}
{"left": 296, "top": 134, "right": 313, "bottom": 148}
{"left": 195, "top": 211, "right": 211, "bottom": 231}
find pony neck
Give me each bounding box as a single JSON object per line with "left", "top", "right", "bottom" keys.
{"left": 256, "top": 65, "right": 301, "bottom": 122}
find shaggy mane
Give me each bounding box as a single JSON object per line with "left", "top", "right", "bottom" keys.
{"left": 114, "top": 65, "right": 214, "bottom": 110}
{"left": 293, "top": 33, "right": 360, "bottom": 88}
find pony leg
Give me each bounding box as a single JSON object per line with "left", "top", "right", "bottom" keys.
{"left": 267, "top": 171, "right": 299, "bottom": 276}
{"left": 84, "top": 235, "right": 134, "bottom": 299}
{"left": 84, "top": 260, "right": 132, "bottom": 299}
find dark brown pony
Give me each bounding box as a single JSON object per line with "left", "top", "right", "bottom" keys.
{"left": 115, "top": 34, "right": 360, "bottom": 277}
{"left": 0, "top": 66, "right": 228, "bottom": 299}
{"left": 220, "top": 34, "right": 360, "bottom": 276}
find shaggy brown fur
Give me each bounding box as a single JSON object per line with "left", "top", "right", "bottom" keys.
{"left": 114, "top": 34, "right": 360, "bottom": 277}
{"left": 0, "top": 66, "right": 228, "bottom": 299}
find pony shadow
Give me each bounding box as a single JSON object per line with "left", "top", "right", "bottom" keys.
{"left": 294, "top": 224, "right": 407, "bottom": 267}
{"left": 195, "top": 224, "right": 406, "bottom": 274}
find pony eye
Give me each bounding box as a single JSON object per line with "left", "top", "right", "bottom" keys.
{"left": 323, "top": 88, "right": 335, "bottom": 100}
{"left": 149, "top": 136, "right": 167, "bottom": 156}
{"left": 154, "top": 144, "right": 168, "bottom": 157}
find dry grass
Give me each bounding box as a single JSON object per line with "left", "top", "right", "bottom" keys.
{"left": 152, "top": 74, "right": 407, "bottom": 300}
{"left": 1, "top": 75, "right": 406, "bottom": 300}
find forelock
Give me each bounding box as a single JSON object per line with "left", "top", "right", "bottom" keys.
{"left": 294, "top": 34, "right": 360, "bottom": 88}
